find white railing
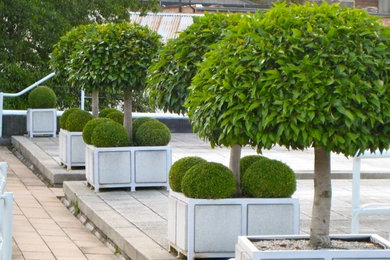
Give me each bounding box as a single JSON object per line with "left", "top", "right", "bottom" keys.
{"left": 351, "top": 150, "right": 390, "bottom": 234}
{"left": 0, "top": 72, "right": 56, "bottom": 138}
{"left": 0, "top": 162, "right": 13, "bottom": 260}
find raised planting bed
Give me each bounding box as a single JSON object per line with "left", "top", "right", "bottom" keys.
{"left": 26, "top": 109, "right": 57, "bottom": 138}
{"left": 59, "top": 129, "right": 86, "bottom": 170}
{"left": 235, "top": 234, "right": 390, "bottom": 260}
{"left": 168, "top": 191, "right": 300, "bottom": 260}
{"left": 85, "top": 144, "right": 171, "bottom": 191}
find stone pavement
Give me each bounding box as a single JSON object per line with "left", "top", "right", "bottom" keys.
{"left": 7, "top": 133, "right": 390, "bottom": 259}
{"left": 0, "top": 147, "right": 119, "bottom": 260}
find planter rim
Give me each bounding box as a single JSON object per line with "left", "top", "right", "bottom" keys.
{"left": 238, "top": 234, "right": 390, "bottom": 256}
{"left": 86, "top": 144, "right": 171, "bottom": 150}
{"left": 169, "top": 190, "right": 299, "bottom": 204}
{"left": 60, "top": 128, "right": 83, "bottom": 134}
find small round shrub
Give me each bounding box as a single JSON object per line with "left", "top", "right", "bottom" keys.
{"left": 242, "top": 159, "right": 296, "bottom": 198}
{"left": 182, "top": 162, "right": 236, "bottom": 199}
{"left": 60, "top": 108, "right": 80, "bottom": 129}
{"left": 65, "top": 110, "right": 93, "bottom": 132}
{"left": 169, "top": 156, "right": 207, "bottom": 192}
{"left": 240, "top": 155, "right": 269, "bottom": 183}
{"left": 91, "top": 121, "right": 129, "bottom": 147}
{"left": 135, "top": 120, "right": 171, "bottom": 146}
{"left": 28, "top": 86, "right": 57, "bottom": 108}
{"left": 132, "top": 117, "right": 158, "bottom": 140}
{"left": 106, "top": 111, "right": 124, "bottom": 124}
{"left": 82, "top": 118, "right": 113, "bottom": 144}
{"left": 99, "top": 108, "right": 121, "bottom": 118}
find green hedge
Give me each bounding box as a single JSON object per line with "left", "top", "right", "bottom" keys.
{"left": 28, "top": 86, "right": 57, "bottom": 108}
{"left": 169, "top": 156, "right": 207, "bottom": 192}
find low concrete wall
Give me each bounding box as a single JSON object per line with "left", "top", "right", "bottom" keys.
{"left": 2, "top": 112, "right": 193, "bottom": 138}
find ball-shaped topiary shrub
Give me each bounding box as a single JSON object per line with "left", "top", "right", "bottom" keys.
{"left": 28, "top": 86, "right": 57, "bottom": 108}
{"left": 240, "top": 155, "right": 269, "bottom": 183}
{"left": 132, "top": 117, "right": 158, "bottom": 140}
{"left": 135, "top": 120, "right": 171, "bottom": 146}
{"left": 99, "top": 108, "right": 121, "bottom": 118}
{"left": 65, "top": 110, "right": 93, "bottom": 132}
{"left": 82, "top": 118, "right": 113, "bottom": 145}
{"left": 60, "top": 108, "right": 80, "bottom": 129}
{"left": 106, "top": 111, "right": 124, "bottom": 124}
{"left": 242, "top": 159, "right": 296, "bottom": 198}
{"left": 91, "top": 121, "right": 129, "bottom": 147}
{"left": 182, "top": 162, "right": 236, "bottom": 199}
{"left": 169, "top": 156, "right": 207, "bottom": 192}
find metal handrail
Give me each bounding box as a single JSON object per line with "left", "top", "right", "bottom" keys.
{"left": 0, "top": 72, "right": 56, "bottom": 138}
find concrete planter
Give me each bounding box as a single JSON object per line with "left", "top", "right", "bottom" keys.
{"left": 85, "top": 144, "right": 171, "bottom": 191}
{"left": 26, "top": 108, "right": 57, "bottom": 138}
{"left": 59, "top": 129, "right": 86, "bottom": 170}
{"left": 235, "top": 234, "right": 390, "bottom": 260}
{"left": 168, "top": 191, "right": 300, "bottom": 260}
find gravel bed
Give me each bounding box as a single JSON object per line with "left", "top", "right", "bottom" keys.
{"left": 253, "top": 239, "right": 384, "bottom": 251}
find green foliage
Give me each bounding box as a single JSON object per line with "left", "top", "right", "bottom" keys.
{"left": 147, "top": 12, "right": 243, "bottom": 114}
{"left": 60, "top": 108, "right": 81, "bottom": 129}
{"left": 241, "top": 159, "right": 296, "bottom": 198}
{"left": 106, "top": 111, "right": 124, "bottom": 124}
{"left": 82, "top": 118, "right": 113, "bottom": 144}
{"left": 1, "top": 0, "right": 160, "bottom": 109}
{"left": 91, "top": 121, "right": 129, "bottom": 147}
{"left": 240, "top": 155, "right": 269, "bottom": 183}
{"left": 56, "top": 22, "right": 161, "bottom": 96}
{"left": 181, "top": 162, "right": 236, "bottom": 199}
{"left": 135, "top": 121, "right": 171, "bottom": 146}
{"left": 132, "top": 117, "right": 158, "bottom": 140}
{"left": 99, "top": 108, "right": 121, "bottom": 118}
{"left": 169, "top": 156, "right": 207, "bottom": 192}
{"left": 65, "top": 110, "right": 93, "bottom": 132}
{"left": 28, "top": 86, "right": 57, "bottom": 108}
{"left": 188, "top": 3, "right": 390, "bottom": 156}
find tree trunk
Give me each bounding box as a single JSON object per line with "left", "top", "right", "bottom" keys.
{"left": 229, "top": 144, "right": 242, "bottom": 195}
{"left": 310, "top": 147, "right": 332, "bottom": 248}
{"left": 123, "top": 88, "right": 132, "bottom": 141}
{"left": 91, "top": 89, "right": 99, "bottom": 118}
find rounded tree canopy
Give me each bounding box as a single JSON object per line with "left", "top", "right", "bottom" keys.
{"left": 187, "top": 3, "right": 390, "bottom": 156}
{"left": 52, "top": 22, "right": 161, "bottom": 94}
{"left": 147, "top": 12, "right": 245, "bottom": 115}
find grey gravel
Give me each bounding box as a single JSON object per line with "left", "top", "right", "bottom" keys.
{"left": 253, "top": 239, "right": 384, "bottom": 251}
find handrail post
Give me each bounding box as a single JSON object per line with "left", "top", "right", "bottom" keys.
{"left": 0, "top": 92, "right": 3, "bottom": 138}
{"left": 81, "top": 89, "right": 85, "bottom": 110}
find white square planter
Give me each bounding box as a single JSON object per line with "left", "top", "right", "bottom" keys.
{"left": 26, "top": 108, "right": 57, "bottom": 138}
{"left": 168, "top": 191, "right": 300, "bottom": 260}
{"left": 85, "top": 144, "right": 171, "bottom": 191}
{"left": 59, "top": 129, "right": 86, "bottom": 170}
{"left": 236, "top": 234, "right": 390, "bottom": 260}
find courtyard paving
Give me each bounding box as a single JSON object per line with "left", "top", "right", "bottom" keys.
{"left": 5, "top": 133, "right": 390, "bottom": 259}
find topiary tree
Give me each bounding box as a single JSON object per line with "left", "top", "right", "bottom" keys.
{"left": 106, "top": 111, "right": 124, "bottom": 125}
{"left": 239, "top": 155, "right": 269, "bottom": 183}
{"left": 65, "top": 109, "right": 93, "bottom": 132}
{"left": 99, "top": 108, "right": 121, "bottom": 118}
{"left": 91, "top": 120, "right": 130, "bottom": 147}
{"left": 132, "top": 117, "right": 158, "bottom": 141}
{"left": 28, "top": 86, "right": 57, "bottom": 108}
{"left": 147, "top": 12, "right": 243, "bottom": 115}
{"left": 187, "top": 2, "right": 390, "bottom": 248}
{"left": 169, "top": 156, "right": 207, "bottom": 192}
{"left": 181, "top": 162, "right": 236, "bottom": 199}
{"left": 60, "top": 108, "right": 81, "bottom": 129}
{"left": 82, "top": 118, "right": 113, "bottom": 145}
{"left": 135, "top": 120, "right": 171, "bottom": 146}
{"left": 60, "top": 22, "right": 161, "bottom": 138}
{"left": 241, "top": 159, "right": 296, "bottom": 198}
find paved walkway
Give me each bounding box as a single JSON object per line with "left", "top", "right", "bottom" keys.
{"left": 0, "top": 147, "right": 118, "bottom": 260}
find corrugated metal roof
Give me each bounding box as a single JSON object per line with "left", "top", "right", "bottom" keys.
{"left": 129, "top": 12, "right": 203, "bottom": 42}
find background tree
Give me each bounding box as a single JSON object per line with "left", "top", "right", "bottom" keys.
{"left": 147, "top": 12, "right": 244, "bottom": 115}
{"left": 0, "top": 0, "right": 159, "bottom": 109}
{"left": 187, "top": 2, "right": 390, "bottom": 247}
{"left": 59, "top": 22, "right": 161, "bottom": 137}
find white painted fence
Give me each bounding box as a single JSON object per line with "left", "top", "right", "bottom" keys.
{"left": 0, "top": 162, "right": 13, "bottom": 260}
